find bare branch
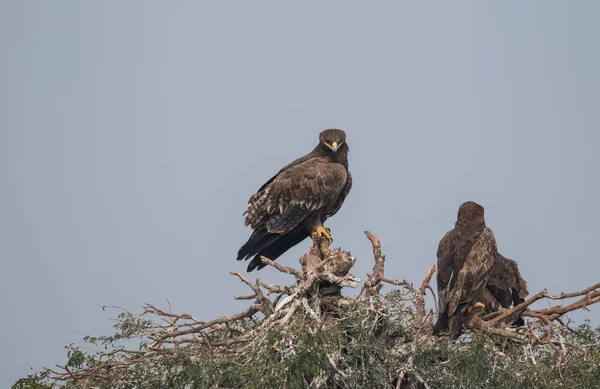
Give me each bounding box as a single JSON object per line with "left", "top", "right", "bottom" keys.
{"left": 415, "top": 266, "right": 436, "bottom": 327}
{"left": 361, "top": 231, "right": 386, "bottom": 297}
{"left": 260, "top": 256, "right": 302, "bottom": 278}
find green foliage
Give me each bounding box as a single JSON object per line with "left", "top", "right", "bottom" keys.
{"left": 12, "top": 373, "right": 53, "bottom": 389}
{"left": 412, "top": 323, "right": 600, "bottom": 389}
{"left": 14, "top": 296, "right": 600, "bottom": 389}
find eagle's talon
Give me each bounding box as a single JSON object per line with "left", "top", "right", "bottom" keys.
{"left": 312, "top": 225, "right": 332, "bottom": 244}
{"left": 325, "top": 227, "right": 333, "bottom": 243}
{"left": 474, "top": 302, "right": 486, "bottom": 309}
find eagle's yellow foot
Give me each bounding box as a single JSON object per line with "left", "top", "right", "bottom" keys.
{"left": 312, "top": 225, "right": 332, "bottom": 244}
{"left": 467, "top": 301, "right": 486, "bottom": 314}
{"left": 325, "top": 226, "right": 333, "bottom": 243}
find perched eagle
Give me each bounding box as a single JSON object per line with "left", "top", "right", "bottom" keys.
{"left": 237, "top": 129, "right": 352, "bottom": 272}
{"left": 481, "top": 253, "right": 529, "bottom": 325}
{"left": 434, "top": 201, "right": 498, "bottom": 337}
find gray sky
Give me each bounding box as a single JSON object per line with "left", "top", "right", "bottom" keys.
{"left": 1, "top": 1, "right": 599, "bottom": 386}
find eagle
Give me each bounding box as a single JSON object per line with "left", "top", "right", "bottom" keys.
{"left": 481, "top": 253, "right": 529, "bottom": 325}
{"left": 434, "top": 201, "right": 498, "bottom": 337}
{"left": 237, "top": 129, "right": 352, "bottom": 272}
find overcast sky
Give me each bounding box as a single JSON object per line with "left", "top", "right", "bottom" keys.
{"left": 2, "top": 1, "right": 600, "bottom": 386}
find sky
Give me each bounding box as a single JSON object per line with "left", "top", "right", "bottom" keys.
{"left": 1, "top": 1, "right": 599, "bottom": 386}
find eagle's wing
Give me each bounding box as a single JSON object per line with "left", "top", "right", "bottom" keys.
{"left": 486, "top": 255, "right": 517, "bottom": 308}
{"left": 436, "top": 230, "right": 455, "bottom": 316}
{"left": 478, "top": 286, "right": 502, "bottom": 312}
{"left": 447, "top": 227, "right": 497, "bottom": 316}
{"left": 487, "top": 255, "right": 529, "bottom": 308}
{"left": 507, "top": 257, "right": 529, "bottom": 300}
{"left": 244, "top": 157, "right": 347, "bottom": 234}
{"left": 255, "top": 153, "right": 317, "bottom": 193}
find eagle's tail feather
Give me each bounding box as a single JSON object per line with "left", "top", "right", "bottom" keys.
{"left": 238, "top": 226, "right": 310, "bottom": 272}
{"left": 433, "top": 310, "right": 449, "bottom": 336}
{"left": 434, "top": 303, "right": 469, "bottom": 338}
{"left": 511, "top": 298, "right": 526, "bottom": 327}
{"left": 237, "top": 229, "right": 280, "bottom": 262}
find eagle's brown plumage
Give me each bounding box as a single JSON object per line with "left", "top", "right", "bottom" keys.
{"left": 434, "top": 201, "right": 498, "bottom": 337}
{"left": 482, "top": 253, "right": 529, "bottom": 325}
{"left": 237, "top": 129, "right": 352, "bottom": 272}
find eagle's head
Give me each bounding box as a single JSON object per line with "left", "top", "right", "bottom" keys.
{"left": 319, "top": 129, "right": 347, "bottom": 154}
{"left": 456, "top": 201, "right": 485, "bottom": 227}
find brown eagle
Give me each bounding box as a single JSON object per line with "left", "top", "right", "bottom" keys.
{"left": 237, "top": 129, "right": 352, "bottom": 272}
{"left": 481, "top": 253, "right": 529, "bottom": 325}
{"left": 434, "top": 201, "right": 498, "bottom": 337}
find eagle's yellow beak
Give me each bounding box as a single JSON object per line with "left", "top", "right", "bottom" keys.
{"left": 327, "top": 142, "right": 340, "bottom": 152}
